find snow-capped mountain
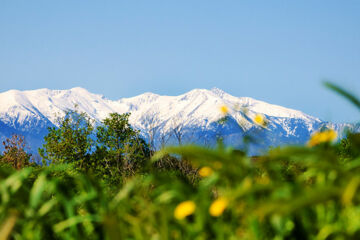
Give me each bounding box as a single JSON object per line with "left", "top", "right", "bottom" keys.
{"left": 0, "top": 87, "right": 358, "bottom": 155}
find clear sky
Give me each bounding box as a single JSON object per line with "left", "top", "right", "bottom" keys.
{"left": 0, "top": 1, "right": 359, "bottom": 123}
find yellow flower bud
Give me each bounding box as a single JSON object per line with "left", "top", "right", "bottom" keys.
{"left": 308, "top": 129, "right": 337, "bottom": 147}
{"left": 254, "top": 114, "right": 265, "bottom": 126}
{"left": 199, "top": 166, "right": 213, "bottom": 177}
{"left": 209, "top": 197, "right": 228, "bottom": 217}
{"left": 219, "top": 105, "right": 229, "bottom": 115}
{"left": 174, "top": 201, "right": 196, "bottom": 220}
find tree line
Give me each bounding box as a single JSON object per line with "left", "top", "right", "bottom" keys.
{"left": 0, "top": 109, "right": 198, "bottom": 184}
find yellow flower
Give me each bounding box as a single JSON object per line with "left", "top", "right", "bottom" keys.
{"left": 219, "top": 105, "right": 229, "bottom": 115}
{"left": 326, "top": 129, "right": 337, "bottom": 141}
{"left": 254, "top": 114, "right": 265, "bottom": 126}
{"left": 209, "top": 197, "right": 228, "bottom": 217}
{"left": 308, "top": 129, "right": 337, "bottom": 147}
{"left": 199, "top": 166, "right": 213, "bottom": 177}
{"left": 174, "top": 201, "right": 196, "bottom": 220}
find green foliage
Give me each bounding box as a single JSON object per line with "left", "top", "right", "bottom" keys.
{"left": 338, "top": 133, "right": 360, "bottom": 160}
{"left": 1, "top": 135, "right": 360, "bottom": 239}
{"left": 92, "top": 113, "right": 150, "bottom": 182}
{"left": 151, "top": 140, "right": 360, "bottom": 239}
{"left": 38, "top": 110, "right": 150, "bottom": 184}
{"left": 39, "top": 109, "right": 94, "bottom": 169}
{"left": 0, "top": 165, "right": 106, "bottom": 239}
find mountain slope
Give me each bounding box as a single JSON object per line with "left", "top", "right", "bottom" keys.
{"left": 0, "top": 87, "right": 357, "bottom": 155}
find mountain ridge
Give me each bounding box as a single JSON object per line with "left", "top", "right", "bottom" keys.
{"left": 0, "top": 87, "right": 357, "bottom": 155}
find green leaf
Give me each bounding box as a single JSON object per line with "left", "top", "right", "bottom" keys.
{"left": 29, "top": 174, "right": 48, "bottom": 209}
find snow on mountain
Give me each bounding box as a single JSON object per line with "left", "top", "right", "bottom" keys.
{"left": 0, "top": 87, "right": 357, "bottom": 155}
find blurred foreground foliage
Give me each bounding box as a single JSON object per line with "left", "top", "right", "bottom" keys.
{"left": 0, "top": 82, "right": 360, "bottom": 239}
{"left": 1, "top": 135, "right": 360, "bottom": 239}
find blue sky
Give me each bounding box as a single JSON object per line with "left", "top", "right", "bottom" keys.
{"left": 0, "top": 1, "right": 359, "bottom": 123}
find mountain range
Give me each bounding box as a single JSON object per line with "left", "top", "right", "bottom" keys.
{"left": 0, "top": 87, "right": 358, "bottom": 155}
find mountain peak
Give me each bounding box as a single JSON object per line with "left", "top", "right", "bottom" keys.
{"left": 180, "top": 88, "right": 228, "bottom": 99}
{"left": 210, "top": 87, "right": 226, "bottom": 97}
{"left": 69, "top": 87, "right": 89, "bottom": 93}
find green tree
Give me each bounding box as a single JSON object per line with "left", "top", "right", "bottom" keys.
{"left": 93, "top": 113, "right": 150, "bottom": 180}
{"left": 39, "top": 109, "right": 94, "bottom": 169}
{"left": 338, "top": 133, "right": 360, "bottom": 160}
